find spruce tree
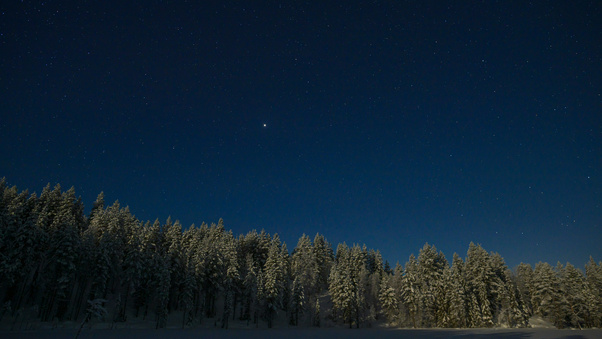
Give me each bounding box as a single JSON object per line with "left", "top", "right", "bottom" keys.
{"left": 532, "top": 262, "right": 563, "bottom": 327}
{"left": 585, "top": 257, "right": 602, "bottom": 327}
{"left": 416, "top": 243, "right": 447, "bottom": 327}
{"left": 378, "top": 273, "right": 399, "bottom": 323}
{"left": 465, "top": 243, "right": 494, "bottom": 327}
{"left": 329, "top": 243, "right": 366, "bottom": 328}
{"left": 312, "top": 233, "right": 333, "bottom": 291}
{"left": 289, "top": 276, "right": 304, "bottom": 325}
{"left": 561, "top": 263, "right": 588, "bottom": 329}
{"left": 515, "top": 263, "right": 534, "bottom": 316}
{"left": 447, "top": 253, "right": 467, "bottom": 328}
{"left": 401, "top": 254, "right": 420, "bottom": 328}
{"left": 263, "top": 235, "right": 285, "bottom": 328}
{"left": 291, "top": 233, "right": 317, "bottom": 322}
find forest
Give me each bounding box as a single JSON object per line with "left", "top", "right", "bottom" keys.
{"left": 1, "top": 178, "right": 601, "bottom": 330}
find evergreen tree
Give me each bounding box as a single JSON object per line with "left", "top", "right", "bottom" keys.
{"left": 500, "top": 269, "right": 528, "bottom": 328}
{"left": 180, "top": 259, "right": 196, "bottom": 327}
{"left": 0, "top": 186, "right": 40, "bottom": 315}
{"left": 41, "top": 187, "right": 84, "bottom": 321}
{"left": 364, "top": 249, "right": 384, "bottom": 323}
{"left": 289, "top": 275, "right": 304, "bottom": 325}
{"left": 2, "top": 178, "right": 602, "bottom": 330}
{"left": 401, "top": 254, "right": 420, "bottom": 328}
{"left": 312, "top": 233, "right": 333, "bottom": 292}
{"left": 328, "top": 243, "right": 366, "bottom": 328}
{"left": 165, "top": 219, "right": 185, "bottom": 313}
{"left": 416, "top": 243, "right": 448, "bottom": 327}
{"left": 220, "top": 228, "right": 239, "bottom": 328}
{"left": 465, "top": 243, "right": 494, "bottom": 327}
{"left": 241, "top": 254, "right": 259, "bottom": 323}
{"left": 115, "top": 207, "right": 143, "bottom": 323}
{"left": 263, "top": 235, "right": 286, "bottom": 328}
{"left": 291, "top": 233, "right": 317, "bottom": 323}
{"left": 560, "top": 263, "right": 588, "bottom": 329}
{"left": 585, "top": 257, "right": 602, "bottom": 327}
{"left": 154, "top": 255, "right": 170, "bottom": 329}
{"left": 532, "top": 262, "right": 564, "bottom": 327}
{"left": 447, "top": 253, "right": 467, "bottom": 328}
{"left": 313, "top": 298, "right": 321, "bottom": 327}
{"left": 515, "top": 263, "right": 534, "bottom": 316}
{"left": 378, "top": 273, "right": 399, "bottom": 323}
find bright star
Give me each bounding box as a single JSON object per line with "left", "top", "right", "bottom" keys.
{"left": 263, "top": 123, "right": 267, "bottom": 128}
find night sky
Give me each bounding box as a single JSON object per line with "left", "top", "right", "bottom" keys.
{"left": 1, "top": 1, "right": 600, "bottom": 268}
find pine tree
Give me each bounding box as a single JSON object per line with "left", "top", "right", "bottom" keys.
{"left": 116, "top": 213, "right": 143, "bottom": 322}
{"left": 289, "top": 276, "right": 304, "bottom": 325}
{"left": 351, "top": 245, "right": 367, "bottom": 328}
{"left": 364, "top": 249, "right": 384, "bottom": 323}
{"left": 515, "top": 263, "right": 534, "bottom": 316}
{"left": 312, "top": 233, "right": 333, "bottom": 292}
{"left": 447, "top": 253, "right": 467, "bottom": 328}
{"left": 165, "top": 219, "right": 184, "bottom": 313}
{"left": 552, "top": 262, "right": 571, "bottom": 328}
{"left": 532, "top": 262, "right": 563, "bottom": 327}
{"left": 241, "top": 254, "right": 259, "bottom": 323}
{"left": 561, "top": 263, "right": 588, "bottom": 329}
{"left": 417, "top": 243, "right": 448, "bottom": 327}
{"left": 40, "top": 187, "right": 84, "bottom": 321}
{"left": 89, "top": 192, "right": 104, "bottom": 223}
{"left": 154, "top": 255, "right": 170, "bottom": 329}
{"left": 464, "top": 243, "right": 494, "bottom": 327}
{"left": 585, "top": 257, "right": 602, "bottom": 327}
{"left": 263, "top": 235, "right": 285, "bottom": 328}
{"left": 313, "top": 298, "right": 321, "bottom": 327}
{"left": 180, "top": 259, "right": 196, "bottom": 327}
{"left": 220, "top": 228, "right": 239, "bottom": 329}
{"left": 378, "top": 273, "right": 399, "bottom": 323}
{"left": 328, "top": 255, "right": 344, "bottom": 321}
{"left": 132, "top": 221, "right": 159, "bottom": 320}
{"left": 328, "top": 243, "right": 366, "bottom": 328}
{"left": 291, "top": 233, "right": 317, "bottom": 323}
{"left": 401, "top": 254, "right": 420, "bottom": 328}
{"left": 4, "top": 178, "right": 602, "bottom": 330}
{"left": 500, "top": 269, "right": 528, "bottom": 328}
{"left": 5, "top": 191, "right": 41, "bottom": 315}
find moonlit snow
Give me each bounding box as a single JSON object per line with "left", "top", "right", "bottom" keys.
{"left": 2, "top": 327, "right": 602, "bottom": 339}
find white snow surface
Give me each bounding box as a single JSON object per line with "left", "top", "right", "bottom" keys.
{"left": 2, "top": 313, "right": 600, "bottom": 338}
{"left": 1, "top": 327, "right": 602, "bottom": 339}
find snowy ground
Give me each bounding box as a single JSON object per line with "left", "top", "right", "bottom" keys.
{"left": 1, "top": 327, "right": 602, "bottom": 339}
{"left": 2, "top": 314, "right": 600, "bottom": 339}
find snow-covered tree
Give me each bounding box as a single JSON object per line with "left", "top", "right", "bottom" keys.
{"left": 585, "top": 257, "right": 602, "bottom": 327}
{"left": 416, "top": 243, "right": 448, "bottom": 327}
{"left": 559, "top": 263, "right": 588, "bottom": 329}
{"left": 154, "top": 255, "right": 170, "bottom": 329}
{"left": 515, "top": 263, "right": 534, "bottom": 316}
{"left": 464, "top": 242, "right": 494, "bottom": 327}
{"left": 3, "top": 178, "right": 602, "bottom": 330}
{"left": 289, "top": 275, "right": 304, "bottom": 325}
{"left": 262, "top": 235, "right": 287, "bottom": 328}
{"left": 363, "top": 248, "right": 384, "bottom": 323}
{"left": 447, "top": 253, "right": 467, "bottom": 328}
{"left": 532, "top": 262, "right": 564, "bottom": 327}
{"left": 328, "top": 243, "right": 366, "bottom": 328}
{"left": 312, "top": 233, "right": 333, "bottom": 292}
{"left": 291, "top": 233, "right": 317, "bottom": 322}
{"left": 378, "top": 273, "right": 399, "bottom": 323}
{"left": 401, "top": 254, "right": 420, "bottom": 328}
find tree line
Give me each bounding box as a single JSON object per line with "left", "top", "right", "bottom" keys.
{"left": 0, "top": 179, "right": 601, "bottom": 329}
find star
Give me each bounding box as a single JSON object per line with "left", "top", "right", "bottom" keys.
{"left": 263, "top": 123, "right": 267, "bottom": 128}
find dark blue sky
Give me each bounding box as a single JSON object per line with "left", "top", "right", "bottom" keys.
{"left": 1, "top": 1, "right": 600, "bottom": 268}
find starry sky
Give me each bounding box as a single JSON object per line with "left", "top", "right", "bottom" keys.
{"left": 1, "top": 1, "right": 600, "bottom": 268}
